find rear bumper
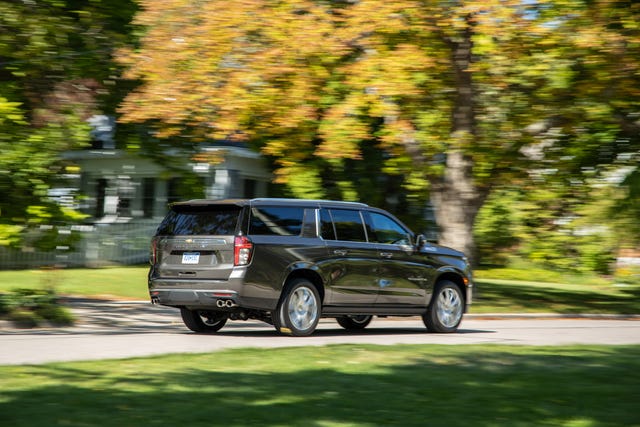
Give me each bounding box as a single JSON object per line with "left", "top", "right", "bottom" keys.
{"left": 148, "top": 277, "right": 277, "bottom": 311}
{"left": 150, "top": 287, "right": 238, "bottom": 308}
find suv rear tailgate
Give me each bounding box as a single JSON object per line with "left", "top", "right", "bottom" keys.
{"left": 151, "top": 203, "right": 243, "bottom": 283}
{"left": 155, "top": 236, "right": 236, "bottom": 281}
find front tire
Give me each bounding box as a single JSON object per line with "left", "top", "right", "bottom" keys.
{"left": 180, "top": 308, "right": 227, "bottom": 333}
{"left": 337, "top": 315, "right": 373, "bottom": 330}
{"left": 423, "top": 280, "right": 464, "bottom": 333}
{"left": 273, "top": 279, "right": 321, "bottom": 337}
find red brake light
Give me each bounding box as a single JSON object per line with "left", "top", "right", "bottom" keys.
{"left": 234, "top": 236, "right": 253, "bottom": 266}
{"left": 150, "top": 238, "right": 158, "bottom": 265}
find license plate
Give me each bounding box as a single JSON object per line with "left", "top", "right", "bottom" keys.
{"left": 182, "top": 252, "right": 200, "bottom": 264}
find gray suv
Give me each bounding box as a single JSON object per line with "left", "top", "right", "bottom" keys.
{"left": 149, "top": 198, "right": 473, "bottom": 336}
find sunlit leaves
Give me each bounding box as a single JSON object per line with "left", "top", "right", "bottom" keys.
{"left": 0, "top": 0, "right": 136, "bottom": 246}
{"left": 119, "top": 0, "right": 640, "bottom": 260}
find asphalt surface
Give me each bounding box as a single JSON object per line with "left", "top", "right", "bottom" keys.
{"left": 1, "top": 298, "right": 639, "bottom": 365}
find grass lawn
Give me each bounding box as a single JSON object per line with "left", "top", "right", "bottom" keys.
{"left": 473, "top": 277, "right": 640, "bottom": 314}
{"left": 0, "top": 266, "right": 150, "bottom": 300}
{"left": 1, "top": 344, "right": 639, "bottom": 426}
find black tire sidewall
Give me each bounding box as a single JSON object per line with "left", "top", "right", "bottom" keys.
{"left": 180, "top": 308, "right": 227, "bottom": 333}
{"left": 423, "top": 280, "right": 464, "bottom": 333}
{"left": 277, "top": 279, "right": 321, "bottom": 337}
{"left": 337, "top": 315, "right": 373, "bottom": 330}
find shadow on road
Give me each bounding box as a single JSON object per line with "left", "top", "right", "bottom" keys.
{"left": 1, "top": 297, "right": 495, "bottom": 337}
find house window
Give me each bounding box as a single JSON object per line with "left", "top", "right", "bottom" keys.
{"left": 244, "top": 179, "right": 257, "bottom": 198}
{"left": 143, "top": 178, "right": 155, "bottom": 218}
{"left": 96, "top": 179, "right": 107, "bottom": 217}
{"left": 167, "top": 178, "right": 181, "bottom": 205}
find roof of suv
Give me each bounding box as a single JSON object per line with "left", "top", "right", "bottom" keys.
{"left": 172, "top": 198, "right": 370, "bottom": 209}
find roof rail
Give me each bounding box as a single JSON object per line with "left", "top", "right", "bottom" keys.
{"left": 250, "top": 198, "right": 368, "bottom": 207}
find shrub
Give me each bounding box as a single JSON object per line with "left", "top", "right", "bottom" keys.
{"left": 7, "top": 309, "right": 40, "bottom": 328}
{"left": 0, "top": 288, "right": 74, "bottom": 328}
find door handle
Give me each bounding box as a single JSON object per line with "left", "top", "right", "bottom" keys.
{"left": 333, "top": 249, "right": 348, "bottom": 256}
{"left": 380, "top": 252, "right": 393, "bottom": 259}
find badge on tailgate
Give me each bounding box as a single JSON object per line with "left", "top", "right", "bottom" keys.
{"left": 181, "top": 252, "right": 200, "bottom": 264}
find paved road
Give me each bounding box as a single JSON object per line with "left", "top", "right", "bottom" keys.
{"left": 1, "top": 299, "right": 639, "bottom": 365}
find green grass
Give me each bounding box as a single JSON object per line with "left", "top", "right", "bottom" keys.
{"left": 1, "top": 265, "right": 639, "bottom": 314}
{"left": 1, "top": 344, "right": 639, "bottom": 426}
{"left": 475, "top": 264, "right": 613, "bottom": 286}
{"left": 0, "top": 266, "right": 149, "bottom": 300}
{"left": 473, "top": 278, "right": 640, "bottom": 314}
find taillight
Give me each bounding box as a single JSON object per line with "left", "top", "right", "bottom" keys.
{"left": 234, "top": 236, "right": 253, "bottom": 266}
{"left": 150, "top": 238, "right": 158, "bottom": 265}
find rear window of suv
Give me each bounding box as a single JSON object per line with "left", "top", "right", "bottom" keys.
{"left": 156, "top": 205, "right": 241, "bottom": 236}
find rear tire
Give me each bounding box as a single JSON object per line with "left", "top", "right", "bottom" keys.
{"left": 180, "top": 308, "right": 227, "bottom": 333}
{"left": 272, "top": 279, "right": 321, "bottom": 337}
{"left": 423, "top": 280, "right": 464, "bottom": 333}
{"left": 337, "top": 315, "right": 373, "bottom": 330}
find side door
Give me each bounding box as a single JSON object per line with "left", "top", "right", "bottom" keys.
{"left": 320, "top": 208, "right": 380, "bottom": 306}
{"left": 366, "top": 211, "right": 435, "bottom": 307}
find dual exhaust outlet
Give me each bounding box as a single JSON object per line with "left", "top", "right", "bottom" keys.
{"left": 216, "top": 299, "right": 237, "bottom": 309}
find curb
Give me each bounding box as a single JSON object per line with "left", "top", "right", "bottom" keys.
{"left": 465, "top": 313, "right": 640, "bottom": 320}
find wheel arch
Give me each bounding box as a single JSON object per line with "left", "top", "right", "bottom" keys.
{"left": 433, "top": 271, "right": 468, "bottom": 310}
{"left": 283, "top": 268, "right": 325, "bottom": 304}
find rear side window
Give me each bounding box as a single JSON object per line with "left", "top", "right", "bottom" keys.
{"left": 249, "top": 206, "right": 304, "bottom": 236}
{"left": 324, "top": 209, "right": 367, "bottom": 242}
{"left": 156, "top": 205, "right": 241, "bottom": 236}
{"left": 320, "top": 209, "right": 336, "bottom": 240}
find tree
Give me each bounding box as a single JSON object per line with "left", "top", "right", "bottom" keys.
{"left": 118, "top": 0, "right": 640, "bottom": 264}
{"left": 0, "top": 0, "right": 138, "bottom": 247}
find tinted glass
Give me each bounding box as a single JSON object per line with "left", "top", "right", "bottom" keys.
{"left": 320, "top": 209, "right": 336, "bottom": 240}
{"left": 249, "top": 207, "right": 304, "bottom": 236}
{"left": 156, "top": 205, "right": 241, "bottom": 236}
{"left": 330, "top": 209, "right": 367, "bottom": 242}
{"left": 301, "top": 208, "right": 319, "bottom": 238}
{"left": 369, "top": 212, "right": 411, "bottom": 245}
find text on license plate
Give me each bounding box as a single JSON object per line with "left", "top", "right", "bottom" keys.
{"left": 182, "top": 252, "right": 200, "bottom": 264}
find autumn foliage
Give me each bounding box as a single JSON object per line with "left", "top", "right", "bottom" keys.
{"left": 109, "top": 1, "right": 637, "bottom": 262}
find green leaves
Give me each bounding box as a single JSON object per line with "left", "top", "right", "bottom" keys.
{"left": 0, "top": 0, "right": 137, "bottom": 247}
{"left": 117, "top": 0, "right": 639, "bottom": 265}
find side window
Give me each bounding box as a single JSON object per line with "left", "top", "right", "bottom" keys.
{"left": 249, "top": 207, "right": 304, "bottom": 236}
{"left": 328, "top": 209, "right": 367, "bottom": 242}
{"left": 320, "top": 208, "right": 336, "bottom": 240}
{"left": 368, "top": 212, "right": 411, "bottom": 245}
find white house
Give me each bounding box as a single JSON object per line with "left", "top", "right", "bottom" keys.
{"left": 62, "top": 144, "right": 271, "bottom": 223}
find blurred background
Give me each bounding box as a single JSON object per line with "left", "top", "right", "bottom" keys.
{"left": 0, "top": 0, "right": 638, "bottom": 281}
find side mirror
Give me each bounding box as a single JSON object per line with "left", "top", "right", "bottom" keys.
{"left": 415, "top": 234, "right": 427, "bottom": 249}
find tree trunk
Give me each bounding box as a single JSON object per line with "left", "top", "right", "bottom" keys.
{"left": 431, "top": 151, "right": 484, "bottom": 265}
{"left": 431, "top": 18, "right": 486, "bottom": 266}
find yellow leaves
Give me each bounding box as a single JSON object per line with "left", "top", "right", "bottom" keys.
{"left": 0, "top": 96, "right": 26, "bottom": 125}
{"left": 191, "top": 150, "right": 224, "bottom": 165}
{"left": 261, "top": 139, "right": 291, "bottom": 158}
{"left": 343, "top": 44, "right": 432, "bottom": 100}
{"left": 0, "top": 225, "right": 24, "bottom": 247}
{"left": 272, "top": 163, "right": 324, "bottom": 199}
{"left": 316, "top": 103, "right": 368, "bottom": 160}
{"left": 26, "top": 206, "right": 53, "bottom": 224}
